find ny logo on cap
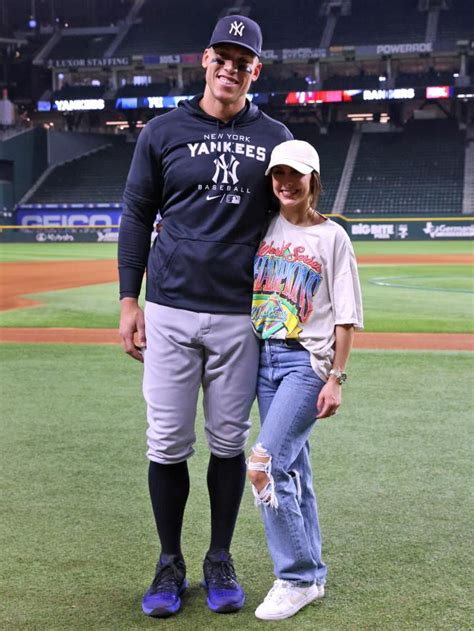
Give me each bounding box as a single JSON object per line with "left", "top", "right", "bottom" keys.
{"left": 229, "top": 20, "right": 245, "bottom": 37}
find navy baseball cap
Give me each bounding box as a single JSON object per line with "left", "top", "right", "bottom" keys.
{"left": 208, "top": 15, "right": 263, "bottom": 57}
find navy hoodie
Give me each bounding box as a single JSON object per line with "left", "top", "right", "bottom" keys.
{"left": 119, "top": 95, "right": 292, "bottom": 313}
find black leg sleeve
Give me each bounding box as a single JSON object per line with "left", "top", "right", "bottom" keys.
{"left": 207, "top": 452, "right": 246, "bottom": 553}
{"left": 148, "top": 460, "right": 190, "bottom": 557}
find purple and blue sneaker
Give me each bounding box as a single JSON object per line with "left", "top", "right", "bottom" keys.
{"left": 202, "top": 550, "right": 245, "bottom": 613}
{"left": 142, "top": 554, "right": 188, "bottom": 617}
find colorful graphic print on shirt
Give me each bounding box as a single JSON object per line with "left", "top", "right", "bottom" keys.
{"left": 252, "top": 239, "right": 323, "bottom": 339}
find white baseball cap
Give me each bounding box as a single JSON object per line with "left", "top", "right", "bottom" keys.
{"left": 265, "top": 140, "right": 320, "bottom": 176}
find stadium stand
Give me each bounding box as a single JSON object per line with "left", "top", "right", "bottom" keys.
{"left": 115, "top": 82, "right": 171, "bottom": 97}
{"left": 46, "top": 34, "right": 115, "bottom": 61}
{"left": 5, "top": 0, "right": 133, "bottom": 30}
{"left": 25, "top": 140, "right": 135, "bottom": 204}
{"left": 51, "top": 85, "right": 107, "bottom": 100}
{"left": 331, "top": 0, "right": 427, "bottom": 47}
{"left": 322, "top": 74, "right": 380, "bottom": 90}
{"left": 395, "top": 70, "right": 455, "bottom": 88}
{"left": 25, "top": 119, "right": 466, "bottom": 214}
{"left": 436, "top": 0, "right": 474, "bottom": 51}
{"left": 257, "top": 72, "right": 309, "bottom": 93}
{"left": 287, "top": 122, "right": 353, "bottom": 214}
{"left": 115, "top": 0, "right": 326, "bottom": 57}
{"left": 3, "top": 0, "right": 471, "bottom": 218}
{"left": 115, "top": 0, "right": 227, "bottom": 57}
{"left": 183, "top": 78, "right": 206, "bottom": 96}
{"left": 247, "top": 0, "right": 325, "bottom": 49}
{"left": 344, "top": 119, "right": 465, "bottom": 214}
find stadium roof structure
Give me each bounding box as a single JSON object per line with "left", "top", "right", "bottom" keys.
{"left": 27, "top": 0, "right": 474, "bottom": 68}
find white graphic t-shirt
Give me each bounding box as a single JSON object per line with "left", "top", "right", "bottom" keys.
{"left": 251, "top": 213, "right": 364, "bottom": 380}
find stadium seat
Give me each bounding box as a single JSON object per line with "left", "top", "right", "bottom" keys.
{"left": 344, "top": 119, "right": 465, "bottom": 214}
{"left": 26, "top": 140, "right": 135, "bottom": 204}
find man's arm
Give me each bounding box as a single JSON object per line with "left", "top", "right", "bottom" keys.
{"left": 118, "top": 203, "right": 155, "bottom": 363}
{"left": 119, "top": 296, "right": 146, "bottom": 362}
{"left": 118, "top": 124, "right": 162, "bottom": 361}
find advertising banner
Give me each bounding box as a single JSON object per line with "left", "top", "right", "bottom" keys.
{"left": 346, "top": 217, "right": 474, "bottom": 240}
{"left": 7, "top": 209, "right": 473, "bottom": 242}
{"left": 16, "top": 206, "right": 121, "bottom": 230}
{"left": 0, "top": 228, "right": 118, "bottom": 243}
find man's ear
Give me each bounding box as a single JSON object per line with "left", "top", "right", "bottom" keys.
{"left": 202, "top": 48, "right": 212, "bottom": 69}
{"left": 251, "top": 62, "right": 263, "bottom": 82}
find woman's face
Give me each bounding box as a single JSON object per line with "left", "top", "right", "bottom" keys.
{"left": 271, "top": 165, "right": 312, "bottom": 213}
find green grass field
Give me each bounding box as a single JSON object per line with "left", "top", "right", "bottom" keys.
{"left": 353, "top": 240, "right": 473, "bottom": 256}
{"left": 0, "top": 243, "right": 118, "bottom": 262}
{"left": 0, "top": 240, "right": 472, "bottom": 262}
{"left": 0, "top": 241, "right": 472, "bottom": 332}
{"left": 0, "top": 241, "right": 473, "bottom": 629}
{"left": 1, "top": 346, "right": 472, "bottom": 630}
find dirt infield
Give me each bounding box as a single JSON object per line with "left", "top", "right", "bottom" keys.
{"left": 0, "top": 255, "right": 473, "bottom": 351}
{"left": 0, "top": 260, "right": 117, "bottom": 311}
{"left": 0, "top": 327, "right": 472, "bottom": 351}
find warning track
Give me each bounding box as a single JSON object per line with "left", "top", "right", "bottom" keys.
{"left": 0, "top": 327, "right": 472, "bottom": 351}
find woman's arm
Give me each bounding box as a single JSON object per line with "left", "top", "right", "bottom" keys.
{"left": 316, "top": 324, "right": 354, "bottom": 419}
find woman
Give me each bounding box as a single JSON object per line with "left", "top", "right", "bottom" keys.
{"left": 247, "top": 139, "right": 363, "bottom": 621}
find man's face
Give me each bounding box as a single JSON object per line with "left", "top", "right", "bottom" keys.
{"left": 202, "top": 44, "right": 262, "bottom": 106}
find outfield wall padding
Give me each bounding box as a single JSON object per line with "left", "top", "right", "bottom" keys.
{"left": 1, "top": 214, "right": 473, "bottom": 242}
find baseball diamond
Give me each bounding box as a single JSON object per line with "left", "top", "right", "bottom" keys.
{"left": 1, "top": 0, "right": 473, "bottom": 626}
{"left": 0, "top": 252, "right": 472, "bottom": 350}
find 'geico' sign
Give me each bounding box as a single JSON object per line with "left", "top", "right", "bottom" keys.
{"left": 21, "top": 214, "right": 114, "bottom": 226}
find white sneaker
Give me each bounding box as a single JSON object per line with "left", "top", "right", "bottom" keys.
{"left": 255, "top": 579, "right": 325, "bottom": 620}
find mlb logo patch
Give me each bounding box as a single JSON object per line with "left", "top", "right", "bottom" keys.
{"left": 226, "top": 194, "right": 241, "bottom": 204}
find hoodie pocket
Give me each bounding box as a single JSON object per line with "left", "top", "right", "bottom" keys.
{"left": 157, "top": 238, "right": 255, "bottom": 307}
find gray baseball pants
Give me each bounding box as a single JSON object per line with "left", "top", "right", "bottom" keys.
{"left": 143, "top": 302, "right": 259, "bottom": 464}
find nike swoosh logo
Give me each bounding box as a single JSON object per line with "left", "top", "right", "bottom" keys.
{"left": 206, "top": 194, "right": 222, "bottom": 200}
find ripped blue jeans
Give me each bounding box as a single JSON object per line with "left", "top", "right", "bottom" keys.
{"left": 250, "top": 340, "right": 327, "bottom": 586}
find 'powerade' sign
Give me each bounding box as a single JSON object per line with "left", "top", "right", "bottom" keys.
{"left": 376, "top": 42, "right": 432, "bottom": 55}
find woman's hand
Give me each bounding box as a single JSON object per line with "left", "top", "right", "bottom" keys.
{"left": 316, "top": 380, "right": 341, "bottom": 419}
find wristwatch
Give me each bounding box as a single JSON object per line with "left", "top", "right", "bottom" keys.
{"left": 328, "top": 368, "right": 347, "bottom": 385}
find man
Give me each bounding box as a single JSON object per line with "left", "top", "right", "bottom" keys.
{"left": 118, "top": 14, "right": 292, "bottom": 618}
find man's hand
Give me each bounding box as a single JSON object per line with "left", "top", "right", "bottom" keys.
{"left": 316, "top": 380, "right": 341, "bottom": 419}
{"left": 119, "top": 297, "right": 146, "bottom": 363}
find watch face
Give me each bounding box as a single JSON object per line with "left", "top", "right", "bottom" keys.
{"left": 330, "top": 369, "right": 347, "bottom": 384}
